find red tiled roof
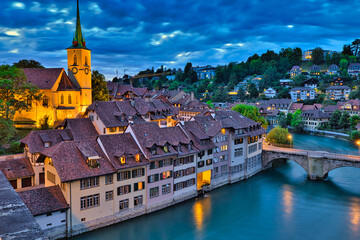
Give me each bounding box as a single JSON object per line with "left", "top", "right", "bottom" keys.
{"left": 41, "top": 140, "right": 115, "bottom": 182}
{"left": 98, "top": 133, "right": 149, "bottom": 170}
{"left": 0, "top": 157, "right": 34, "bottom": 180}
{"left": 23, "top": 68, "right": 63, "bottom": 89}
{"left": 63, "top": 118, "right": 98, "bottom": 140}
{"left": 18, "top": 186, "right": 69, "bottom": 216}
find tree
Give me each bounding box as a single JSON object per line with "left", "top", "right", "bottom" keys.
{"left": 286, "top": 113, "right": 292, "bottom": 126}
{"left": 91, "top": 70, "right": 109, "bottom": 102}
{"left": 39, "top": 115, "right": 51, "bottom": 130}
{"left": 169, "top": 81, "right": 180, "bottom": 91}
{"left": 330, "top": 52, "right": 341, "bottom": 65}
{"left": 351, "top": 39, "right": 360, "bottom": 57}
{"left": 277, "top": 87, "right": 290, "bottom": 99}
{"left": 250, "top": 59, "right": 262, "bottom": 75}
{"left": 277, "top": 113, "right": 287, "bottom": 128}
{"left": 13, "top": 59, "right": 44, "bottom": 68}
{"left": 266, "top": 127, "right": 290, "bottom": 145}
{"left": 0, "top": 65, "right": 43, "bottom": 121}
{"left": 232, "top": 104, "right": 268, "bottom": 129}
{"left": 132, "top": 78, "right": 140, "bottom": 88}
{"left": 312, "top": 47, "right": 325, "bottom": 65}
{"left": 261, "top": 50, "right": 279, "bottom": 62}
{"left": 350, "top": 130, "right": 360, "bottom": 140}
{"left": 0, "top": 118, "right": 16, "bottom": 144}
{"left": 349, "top": 89, "right": 360, "bottom": 100}
{"left": 291, "top": 47, "right": 303, "bottom": 66}
{"left": 291, "top": 109, "right": 304, "bottom": 132}
{"left": 206, "top": 100, "right": 214, "bottom": 109}
{"left": 339, "top": 111, "right": 350, "bottom": 129}
{"left": 339, "top": 59, "right": 349, "bottom": 71}
{"left": 350, "top": 115, "right": 360, "bottom": 129}
{"left": 342, "top": 45, "right": 353, "bottom": 56}
{"left": 211, "top": 88, "right": 228, "bottom": 102}
{"left": 248, "top": 83, "right": 259, "bottom": 98}
{"left": 329, "top": 110, "right": 341, "bottom": 129}
{"left": 277, "top": 58, "right": 291, "bottom": 74}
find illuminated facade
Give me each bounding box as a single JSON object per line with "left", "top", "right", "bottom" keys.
{"left": 14, "top": 0, "right": 91, "bottom": 128}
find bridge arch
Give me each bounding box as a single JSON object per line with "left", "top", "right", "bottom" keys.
{"left": 323, "top": 161, "right": 360, "bottom": 178}
{"left": 262, "top": 151, "right": 309, "bottom": 176}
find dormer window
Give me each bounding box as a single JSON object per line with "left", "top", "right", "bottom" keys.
{"left": 135, "top": 154, "right": 140, "bottom": 163}
{"left": 86, "top": 156, "right": 100, "bottom": 169}
{"left": 163, "top": 145, "right": 169, "bottom": 153}
{"left": 120, "top": 156, "right": 126, "bottom": 164}
{"left": 221, "top": 128, "right": 226, "bottom": 135}
{"left": 44, "top": 142, "right": 50, "bottom": 148}
{"left": 188, "top": 143, "right": 192, "bottom": 151}
{"left": 151, "top": 146, "right": 157, "bottom": 155}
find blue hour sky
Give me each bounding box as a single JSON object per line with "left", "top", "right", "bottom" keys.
{"left": 1, "top": 0, "right": 359, "bottom": 79}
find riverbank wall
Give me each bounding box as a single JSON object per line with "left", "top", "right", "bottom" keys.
{"left": 300, "top": 128, "right": 350, "bottom": 141}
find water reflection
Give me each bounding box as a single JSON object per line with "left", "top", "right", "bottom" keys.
{"left": 192, "top": 196, "right": 211, "bottom": 231}
{"left": 282, "top": 185, "right": 293, "bottom": 216}
{"left": 350, "top": 198, "right": 360, "bottom": 232}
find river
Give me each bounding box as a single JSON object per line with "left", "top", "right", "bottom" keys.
{"left": 71, "top": 133, "right": 360, "bottom": 240}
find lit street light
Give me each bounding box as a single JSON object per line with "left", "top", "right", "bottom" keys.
{"left": 356, "top": 140, "right": 360, "bottom": 152}
{"left": 288, "top": 135, "right": 292, "bottom": 149}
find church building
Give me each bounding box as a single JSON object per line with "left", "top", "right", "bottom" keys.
{"left": 14, "top": 0, "right": 92, "bottom": 128}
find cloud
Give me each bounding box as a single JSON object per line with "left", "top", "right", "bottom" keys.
{"left": 0, "top": 0, "right": 359, "bottom": 79}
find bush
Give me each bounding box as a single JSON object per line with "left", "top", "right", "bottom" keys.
{"left": 350, "top": 130, "right": 360, "bottom": 141}
{"left": 266, "top": 126, "right": 291, "bottom": 145}
{"left": 8, "top": 141, "right": 22, "bottom": 154}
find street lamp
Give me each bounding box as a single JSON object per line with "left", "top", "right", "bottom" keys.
{"left": 288, "top": 135, "right": 292, "bottom": 149}
{"left": 356, "top": 140, "right": 360, "bottom": 152}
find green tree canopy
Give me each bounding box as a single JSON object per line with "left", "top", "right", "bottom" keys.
{"left": 13, "top": 59, "right": 44, "bottom": 68}
{"left": 291, "top": 109, "right": 304, "bottom": 132}
{"left": 351, "top": 130, "right": 360, "bottom": 141}
{"left": 91, "top": 70, "right": 109, "bottom": 102}
{"left": 232, "top": 104, "right": 268, "bottom": 129}
{"left": 350, "top": 115, "right": 360, "bottom": 128}
{"left": 339, "top": 59, "right": 349, "bottom": 70}
{"left": 339, "top": 111, "right": 350, "bottom": 129}
{"left": 266, "top": 126, "right": 291, "bottom": 145}
{"left": 329, "top": 110, "right": 341, "bottom": 129}
{"left": 311, "top": 47, "right": 325, "bottom": 65}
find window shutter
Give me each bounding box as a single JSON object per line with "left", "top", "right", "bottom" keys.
{"left": 129, "top": 185, "right": 131, "bottom": 192}
{"left": 170, "top": 171, "right": 173, "bottom": 177}
{"left": 142, "top": 168, "right": 145, "bottom": 176}
{"left": 132, "top": 170, "right": 136, "bottom": 178}
{"left": 159, "top": 160, "right": 163, "bottom": 167}
{"left": 117, "top": 187, "right": 120, "bottom": 196}
{"left": 148, "top": 176, "right": 151, "bottom": 183}
{"left": 142, "top": 181, "right": 145, "bottom": 189}
{"left": 150, "top": 162, "right": 155, "bottom": 169}
{"left": 155, "top": 174, "right": 159, "bottom": 182}
{"left": 160, "top": 173, "right": 164, "bottom": 180}
{"left": 134, "top": 183, "right": 138, "bottom": 191}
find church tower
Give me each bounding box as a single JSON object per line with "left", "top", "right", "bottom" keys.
{"left": 67, "top": 0, "right": 92, "bottom": 113}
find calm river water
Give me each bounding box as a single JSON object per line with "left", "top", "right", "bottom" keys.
{"left": 72, "top": 133, "right": 360, "bottom": 240}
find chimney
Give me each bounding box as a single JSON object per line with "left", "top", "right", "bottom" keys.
{"left": 191, "top": 92, "right": 194, "bottom": 101}
{"left": 130, "top": 99, "right": 135, "bottom": 107}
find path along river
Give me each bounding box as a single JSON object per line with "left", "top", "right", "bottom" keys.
{"left": 72, "top": 133, "right": 360, "bottom": 240}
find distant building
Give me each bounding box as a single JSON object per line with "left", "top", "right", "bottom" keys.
{"left": 192, "top": 65, "right": 216, "bottom": 80}
{"left": 331, "top": 77, "right": 344, "bottom": 86}
{"left": 325, "top": 85, "right": 351, "bottom": 101}
{"left": 264, "top": 88, "right": 277, "bottom": 98}
{"left": 279, "top": 79, "right": 293, "bottom": 88}
{"left": 290, "top": 87, "right": 316, "bottom": 102}
{"left": 301, "top": 109, "right": 330, "bottom": 130}
{"left": 348, "top": 63, "right": 360, "bottom": 77}
{"left": 309, "top": 65, "right": 321, "bottom": 77}
{"left": 302, "top": 49, "right": 337, "bottom": 61}
{"left": 327, "top": 64, "right": 340, "bottom": 75}
{"left": 303, "top": 77, "right": 319, "bottom": 89}
{"left": 266, "top": 99, "right": 293, "bottom": 114}
{"left": 107, "top": 82, "right": 148, "bottom": 101}
{"left": 290, "top": 66, "right": 302, "bottom": 78}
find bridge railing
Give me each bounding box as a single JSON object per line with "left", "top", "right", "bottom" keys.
{"left": 263, "top": 145, "right": 360, "bottom": 162}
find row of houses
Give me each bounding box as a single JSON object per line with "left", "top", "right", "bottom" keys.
{"left": 0, "top": 110, "right": 266, "bottom": 239}
{"left": 290, "top": 63, "right": 360, "bottom": 78}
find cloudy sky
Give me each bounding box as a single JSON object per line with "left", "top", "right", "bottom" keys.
{"left": 1, "top": 0, "right": 359, "bottom": 79}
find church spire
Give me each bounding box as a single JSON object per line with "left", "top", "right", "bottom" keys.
{"left": 72, "top": 0, "right": 86, "bottom": 48}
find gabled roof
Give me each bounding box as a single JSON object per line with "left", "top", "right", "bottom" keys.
{"left": 57, "top": 71, "right": 79, "bottom": 91}
{"left": 18, "top": 186, "right": 69, "bottom": 216}
{"left": 23, "top": 68, "right": 63, "bottom": 90}
{"left": 301, "top": 109, "right": 330, "bottom": 119}
{"left": 326, "top": 85, "right": 351, "bottom": 90}
{"left": 98, "top": 133, "right": 149, "bottom": 170}
{"left": 0, "top": 157, "right": 34, "bottom": 180}
{"left": 21, "top": 129, "right": 74, "bottom": 154}
{"left": 41, "top": 140, "right": 115, "bottom": 182}
{"left": 62, "top": 118, "right": 99, "bottom": 140}
{"left": 87, "top": 101, "right": 129, "bottom": 128}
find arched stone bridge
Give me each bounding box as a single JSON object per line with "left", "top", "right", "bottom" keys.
{"left": 262, "top": 145, "right": 360, "bottom": 180}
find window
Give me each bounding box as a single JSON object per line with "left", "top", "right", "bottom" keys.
{"left": 148, "top": 174, "right": 159, "bottom": 183}
{"left": 221, "top": 164, "right": 228, "bottom": 172}
{"left": 234, "top": 148, "right": 243, "bottom": 157}
{"left": 117, "top": 171, "right": 131, "bottom": 181}
{"left": 85, "top": 56, "right": 89, "bottom": 66}
{"left": 160, "top": 171, "right": 172, "bottom": 180}
{"left": 234, "top": 138, "right": 243, "bottom": 145}
{"left": 68, "top": 94, "right": 72, "bottom": 104}
{"left": 221, "top": 145, "right": 228, "bottom": 151}
{"left": 80, "top": 194, "right": 100, "bottom": 210}
{"left": 73, "top": 55, "right": 77, "bottom": 65}
{"left": 117, "top": 185, "right": 131, "bottom": 195}
{"left": 9, "top": 180, "right": 17, "bottom": 189}
{"left": 162, "top": 184, "right": 171, "bottom": 195}
{"left": 248, "top": 145, "right": 257, "bottom": 154}
{"left": 207, "top": 149, "right": 213, "bottom": 155}
{"left": 163, "top": 145, "right": 169, "bottom": 153}
{"left": 258, "top": 142, "right": 262, "bottom": 150}
{"left": 105, "top": 191, "right": 113, "bottom": 201}
{"left": 105, "top": 175, "right": 113, "bottom": 185}
{"left": 213, "top": 157, "right": 219, "bottom": 163}
{"left": 60, "top": 94, "right": 64, "bottom": 104}
{"left": 80, "top": 177, "right": 99, "bottom": 190}
{"left": 150, "top": 187, "right": 159, "bottom": 199}
{"left": 206, "top": 159, "right": 212, "bottom": 165}
{"left": 135, "top": 154, "right": 140, "bottom": 162}
{"left": 120, "top": 156, "right": 126, "bottom": 164}
{"left": 109, "top": 127, "right": 116, "bottom": 133}
{"left": 119, "top": 199, "right": 129, "bottom": 211}
{"left": 47, "top": 171, "right": 56, "bottom": 184}
{"left": 198, "top": 161, "right": 205, "bottom": 168}
{"left": 43, "top": 96, "right": 49, "bottom": 107}
{"left": 132, "top": 168, "right": 145, "bottom": 178}
{"left": 174, "top": 178, "right": 195, "bottom": 191}
{"left": 134, "top": 195, "right": 143, "bottom": 206}
{"left": 214, "top": 167, "right": 219, "bottom": 173}
{"left": 134, "top": 181, "right": 145, "bottom": 191}
{"left": 220, "top": 155, "right": 228, "bottom": 162}
{"left": 221, "top": 128, "right": 226, "bottom": 134}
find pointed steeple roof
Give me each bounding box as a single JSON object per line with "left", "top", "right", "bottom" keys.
{"left": 68, "top": 0, "right": 89, "bottom": 49}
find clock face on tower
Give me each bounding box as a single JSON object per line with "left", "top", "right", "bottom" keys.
{"left": 84, "top": 67, "right": 90, "bottom": 75}
{"left": 72, "top": 67, "right": 78, "bottom": 74}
